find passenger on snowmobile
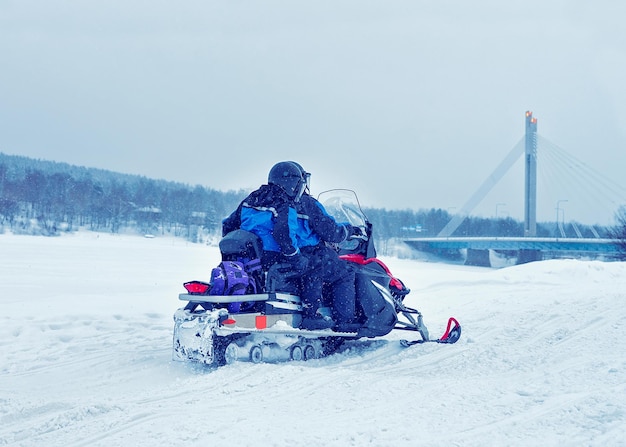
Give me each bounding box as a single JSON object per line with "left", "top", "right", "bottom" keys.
{"left": 221, "top": 161, "right": 308, "bottom": 275}
{"left": 289, "top": 161, "right": 366, "bottom": 332}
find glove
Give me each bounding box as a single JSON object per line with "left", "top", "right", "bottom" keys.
{"left": 347, "top": 225, "right": 368, "bottom": 241}
{"left": 286, "top": 253, "right": 309, "bottom": 274}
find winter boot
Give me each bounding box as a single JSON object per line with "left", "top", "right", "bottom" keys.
{"left": 301, "top": 317, "right": 335, "bottom": 330}
{"left": 301, "top": 305, "right": 335, "bottom": 330}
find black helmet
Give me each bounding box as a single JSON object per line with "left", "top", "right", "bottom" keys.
{"left": 268, "top": 161, "right": 305, "bottom": 200}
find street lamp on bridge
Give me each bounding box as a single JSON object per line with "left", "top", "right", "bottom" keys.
{"left": 556, "top": 199, "right": 568, "bottom": 238}
{"left": 496, "top": 203, "right": 506, "bottom": 219}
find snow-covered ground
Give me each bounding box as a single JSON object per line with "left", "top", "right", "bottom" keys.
{"left": 1, "top": 232, "right": 625, "bottom": 447}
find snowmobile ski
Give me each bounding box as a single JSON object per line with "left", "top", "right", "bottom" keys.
{"left": 399, "top": 317, "right": 462, "bottom": 346}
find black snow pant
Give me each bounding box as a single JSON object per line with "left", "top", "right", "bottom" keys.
{"left": 300, "top": 244, "right": 356, "bottom": 323}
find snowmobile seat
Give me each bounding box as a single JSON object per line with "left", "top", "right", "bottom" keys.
{"left": 265, "top": 262, "right": 300, "bottom": 295}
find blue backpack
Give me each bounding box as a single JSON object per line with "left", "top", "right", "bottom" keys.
{"left": 209, "top": 260, "right": 258, "bottom": 296}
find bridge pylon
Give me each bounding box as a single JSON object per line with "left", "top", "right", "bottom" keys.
{"left": 524, "top": 111, "right": 538, "bottom": 237}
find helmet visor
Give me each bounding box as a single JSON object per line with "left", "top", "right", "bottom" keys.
{"left": 304, "top": 172, "right": 311, "bottom": 191}
{"left": 295, "top": 177, "right": 306, "bottom": 202}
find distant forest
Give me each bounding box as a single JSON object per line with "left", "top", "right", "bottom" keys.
{"left": 0, "top": 153, "right": 245, "bottom": 242}
{"left": 0, "top": 153, "right": 611, "bottom": 248}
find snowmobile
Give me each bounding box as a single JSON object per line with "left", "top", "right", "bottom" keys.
{"left": 172, "top": 189, "right": 461, "bottom": 367}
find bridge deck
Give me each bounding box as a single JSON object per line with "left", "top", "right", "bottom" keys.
{"left": 404, "top": 237, "right": 620, "bottom": 253}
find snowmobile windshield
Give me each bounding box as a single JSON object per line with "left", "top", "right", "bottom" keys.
{"left": 318, "top": 189, "right": 368, "bottom": 252}
{"left": 318, "top": 189, "right": 366, "bottom": 227}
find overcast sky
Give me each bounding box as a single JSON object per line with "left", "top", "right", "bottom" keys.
{"left": 1, "top": 1, "right": 625, "bottom": 225}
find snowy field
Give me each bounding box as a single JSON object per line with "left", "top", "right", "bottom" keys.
{"left": 1, "top": 232, "right": 626, "bottom": 447}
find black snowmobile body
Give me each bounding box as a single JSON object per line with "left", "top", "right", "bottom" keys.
{"left": 172, "top": 189, "right": 460, "bottom": 366}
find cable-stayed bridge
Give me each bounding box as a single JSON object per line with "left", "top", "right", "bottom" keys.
{"left": 404, "top": 111, "right": 626, "bottom": 266}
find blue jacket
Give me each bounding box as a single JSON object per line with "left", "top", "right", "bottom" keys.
{"left": 222, "top": 184, "right": 300, "bottom": 256}
{"left": 295, "top": 194, "right": 350, "bottom": 248}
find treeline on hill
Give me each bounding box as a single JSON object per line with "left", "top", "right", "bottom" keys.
{"left": 0, "top": 153, "right": 245, "bottom": 241}
{"left": 0, "top": 153, "right": 613, "bottom": 247}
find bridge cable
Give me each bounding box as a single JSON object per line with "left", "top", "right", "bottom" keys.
{"left": 437, "top": 138, "right": 524, "bottom": 237}
{"left": 537, "top": 135, "right": 626, "bottom": 225}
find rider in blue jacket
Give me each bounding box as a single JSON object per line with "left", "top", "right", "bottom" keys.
{"left": 222, "top": 161, "right": 308, "bottom": 274}
{"left": 222, "top": 161, "right": 363, "bottom": 331}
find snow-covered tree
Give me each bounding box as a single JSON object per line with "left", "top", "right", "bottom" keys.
{"left": 608, "top": 206, "right": 626, "bottom": 260}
